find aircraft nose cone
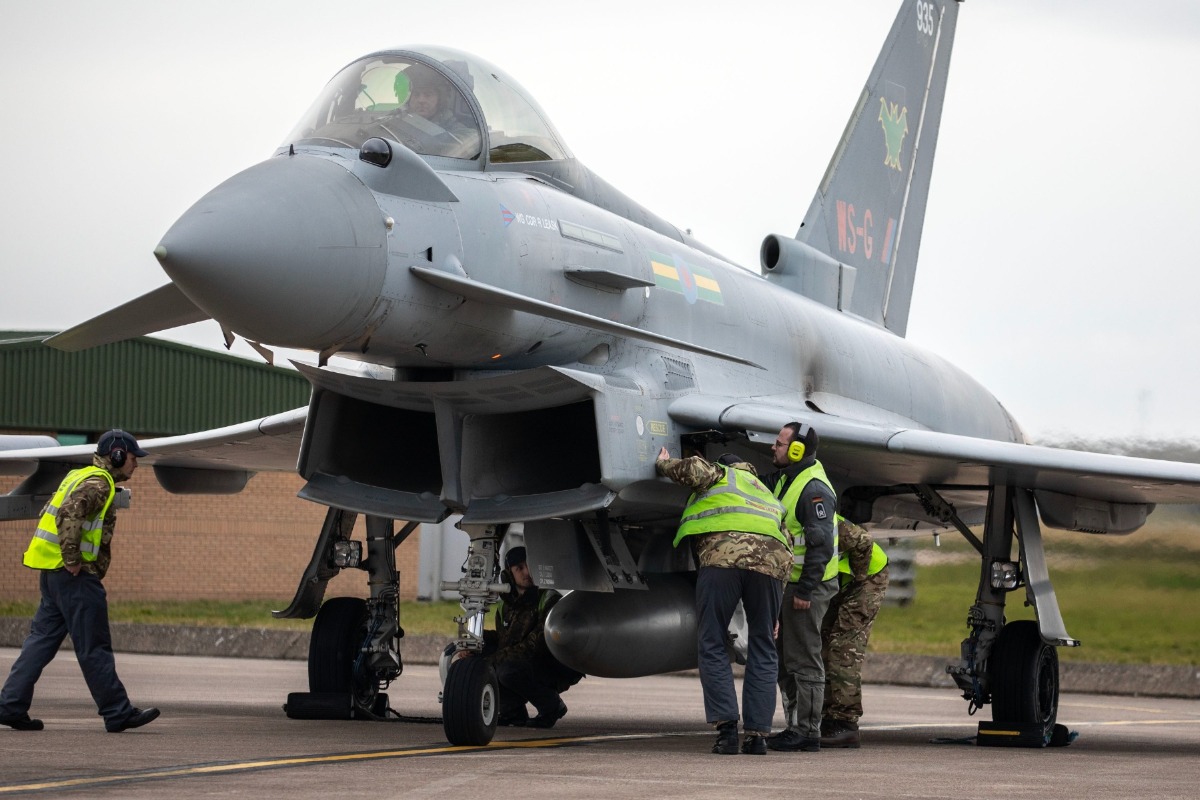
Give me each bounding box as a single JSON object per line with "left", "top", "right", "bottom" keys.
{"left": 156, "top": 155, "right": 388, "bottom": 348}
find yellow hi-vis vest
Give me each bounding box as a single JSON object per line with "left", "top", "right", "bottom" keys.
{"left": 673, "top": 466, "right": 788, "bottom": 548}
{"left": 837, "top": 542, "right": 889, "bottom": 582}
{"left": 775, "top": 461, "right": 839, "bottom": 583}
{"left": 23, "top": 466, "right": 116, "bottom": 570}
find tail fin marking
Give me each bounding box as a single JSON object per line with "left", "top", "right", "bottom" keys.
{"left": 784, "top": 0, "right": 961, "bottom": 337}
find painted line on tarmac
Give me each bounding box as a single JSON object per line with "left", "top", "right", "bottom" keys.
{"left": 1069, "top": 719, "right": 1200, "bottom": 727}
{"left": 0, "top": 731, "right": 705, "bottom": 795}
{"left": 870, "top": 719, "right": 1200, "bottom": 731}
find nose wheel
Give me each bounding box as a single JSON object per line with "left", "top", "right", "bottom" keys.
{"left": 442, "top": 656, "right": 499, "bottom": 745}
{"left": 440, "top": 523, "right": 507, "bottom": 745}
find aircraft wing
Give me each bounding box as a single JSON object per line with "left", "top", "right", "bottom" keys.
{"left": 0, "top": 408, "right": 306, "bottom": 520}
{"left": 0, "top": 408, "right": 305, "bottom": 474}
{"left": 8, "top": 391, "right": 1200, "bottom": 529}
{"left": 669, "top": 396, "right": 1200, "bottom": 532}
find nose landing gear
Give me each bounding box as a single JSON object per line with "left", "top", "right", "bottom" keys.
{"left": 439, "top": 523, "right": 508, "bottom": 745}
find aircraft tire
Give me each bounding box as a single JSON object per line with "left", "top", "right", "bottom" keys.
{"left": 308, "top": 597, "right": 369, "bottom": 694}
{"left": 989, "top": 619, "right": 1058, "bottom": 731}
{"left": 442, "top": 656, "right": 498, "bottom": 746}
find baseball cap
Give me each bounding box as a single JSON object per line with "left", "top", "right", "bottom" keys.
{"left": 96, "top": 429, "right": 149, "bottom": 458}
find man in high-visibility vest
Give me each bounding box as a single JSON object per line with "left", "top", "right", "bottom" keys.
{"left": 764, "top": 421, "right": 838, "bottom": 753}
{"left": 657, "top": 447, "right": 790, "bottom": 756}
{"left": 0, "top": 430, "right": 160, "bottom": 733}
{"left": 820, "top": 518, "right": 889, "bottom": 748}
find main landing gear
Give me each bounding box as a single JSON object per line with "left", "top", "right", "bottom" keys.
{"left": 277, "top": 508, "right": 418, "bottom": 719}
{"left": 279, "top": 509, "right": 508, "bottom": 741}
{"left": 915, "top": 484, "right": 1078, "bottom": 746}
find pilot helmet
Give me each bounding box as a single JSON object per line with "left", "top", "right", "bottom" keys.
{"left": 395, "top": 62, "right": 445, "bottom": 104}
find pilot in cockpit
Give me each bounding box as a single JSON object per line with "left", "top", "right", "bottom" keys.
{"left": 389, "top": 63, "right": 480, "bottom": 158}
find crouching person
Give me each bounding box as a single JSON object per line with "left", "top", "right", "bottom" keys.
{"left": 483, "top": 546, "right": 582, "bottom": 728}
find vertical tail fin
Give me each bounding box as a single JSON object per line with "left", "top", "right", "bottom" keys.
{"left": 772, "top": 0, "right": 961, "bottom": 336}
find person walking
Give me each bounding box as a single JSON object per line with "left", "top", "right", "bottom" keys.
{"left": 0, "top": 429, "right": 160, "bottom": 733}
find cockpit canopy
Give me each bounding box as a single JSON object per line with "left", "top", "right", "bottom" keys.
{"left": 281, "top": 46, "right": 572, "bottom": 164}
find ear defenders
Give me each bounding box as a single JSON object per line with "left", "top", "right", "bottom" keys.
{"left": 109, "top": 445, "right": 127, "bottom": 468}
{"left": 105, "top": 430, "right": 131, "bottom": 468}
{"left": 786, "top": 422, "right": 812, "bottom": 463}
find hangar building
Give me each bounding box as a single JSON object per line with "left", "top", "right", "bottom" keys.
{"left": 0, "top": 332, "right": 464, "bottom": 609}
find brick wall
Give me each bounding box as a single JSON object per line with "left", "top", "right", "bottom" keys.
{"left": 1, "top": 471, "right": 422, "bottom": 605}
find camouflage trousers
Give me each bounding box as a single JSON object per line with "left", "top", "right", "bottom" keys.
{"left": 820, "top": 566, "right": 889, "bottom": 723}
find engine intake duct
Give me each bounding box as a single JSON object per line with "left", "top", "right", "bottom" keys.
{"left": 297, "top": 380, "right": 444, "bottom": 521}
{"left": 294, "top": 363, "right": 610, "bottom": 523}
{"left": 459, "top": 400, "right": 604, "bottom": 523}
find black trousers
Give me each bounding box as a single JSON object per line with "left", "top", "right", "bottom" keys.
{"left": 695, "top": 565, "right": 784, "bottom": 734}
{"left": 0, "top": 569, "right": 136, "bottom": 727}
{"left": 494, "top": 656, "right": 581, "bottom": 717}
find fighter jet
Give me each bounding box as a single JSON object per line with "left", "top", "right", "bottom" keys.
{"left": 5, "top": 0, "right": 1200, "bottom": 746}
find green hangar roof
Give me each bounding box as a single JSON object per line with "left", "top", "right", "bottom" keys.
{"left": 0, "top": 332, "right": 311, "bottom": 440}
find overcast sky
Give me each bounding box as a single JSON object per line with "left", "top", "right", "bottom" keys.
{"left": 3, "top": 0, "right": 1198, "bottom": 443}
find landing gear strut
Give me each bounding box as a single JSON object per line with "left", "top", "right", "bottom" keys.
{"left": 278, "top": 508, "right": 418, "bottom": 719}
{"left": 917, "top": 484, "right": 1078, "bottom": 744}
{"left": 438, "top": 523, "right": 508, "bottom": 745}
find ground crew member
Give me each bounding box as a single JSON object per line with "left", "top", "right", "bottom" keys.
{"left": 657, "top": 447, "right": 790, "bottom": 755}
{"left": 764, "top": 421, "right": 838, "bottom": 752}
{"left": 481, "top": 546, "right": 582, "bottom": 728}
{"left": 0, "top": 430, "right": 160, "bottom": 733}
{"left": 820, "top": 518, "right": 889, "bottom": 748}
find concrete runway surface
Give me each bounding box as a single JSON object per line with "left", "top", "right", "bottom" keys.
{"left": 1, "top": 649, "right": 1197, "bottom": 799}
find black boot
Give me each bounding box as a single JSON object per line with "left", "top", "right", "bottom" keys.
{"left": 712, "top": 721, "right": 739, "bottom": 755}
{"left": 820, "top": 719, "right": 861, "bottom": 749}
{"left": 741, "top": 734, "right": 767, "bottom": 755}
{"left": 766, "top": 729, "right": 820, "bottom": 752}
{"left": 0, "top": 714, "right": 43, "bottom": 731}
{"left": 526, "top": 700, "right": 567, "bottom": 729}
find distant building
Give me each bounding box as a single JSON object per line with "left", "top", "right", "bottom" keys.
{"left": 0, "top": 332, "right": 431, "bottom": 607}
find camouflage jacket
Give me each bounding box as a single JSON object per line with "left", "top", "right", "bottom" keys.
{"left": 657, "top": 455, "right": 791, "bottom": 582}
{"left": 837, "top": 518, "right": 878, "bottom": 584}
{"left": 53, "top": 454, "right": 124, "bottom": 579}
{"left": 488, "top": 584, "right": 562, "bottom": 666}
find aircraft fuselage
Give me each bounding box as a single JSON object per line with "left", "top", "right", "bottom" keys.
{"left": 161, "top": 145, "right": 1020, "bottom": 441}
{"left": 151, "top": 143, "right": 1023, "bottom": 528}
